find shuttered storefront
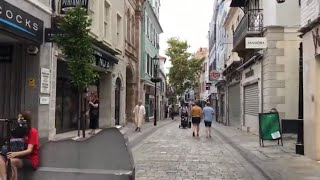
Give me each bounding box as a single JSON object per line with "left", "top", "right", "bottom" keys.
{"left": 228, "top": 83, "right": 241, "bottom": 128}
{"left": 244, "top": 83, "right": 259, "bottom": 116}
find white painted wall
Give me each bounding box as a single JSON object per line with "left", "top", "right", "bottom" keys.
{"left": 263, "top": 0, "right": 300, "bottom": 27}
{"left": 301, "top": 0, "right": 320, "bottom": 27}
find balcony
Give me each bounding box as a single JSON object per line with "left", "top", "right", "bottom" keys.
{"left": 233, "top": 9, "right": 263, "bottom": 52}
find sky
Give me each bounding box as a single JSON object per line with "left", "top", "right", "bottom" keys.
{"left": 159, "top": 0, "right": 214, "bottom": 73}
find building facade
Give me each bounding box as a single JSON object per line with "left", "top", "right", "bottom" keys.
{"left": 299, "top": 0, "right": 320, "bottom": 160}
{"left": 200, "top": 56, "right": 210, "bottom": 101}
{"left": 229, "top": 0, "right": 301, "bottom": 134}
{"left": 140, "top": 0, "right": 163, "bottom": 122}
{"left": 43, "top": 0, "right": 144, "bottom": 139}
{"left": 124, "top": 0, "right": 143, "bottom": 124}
{"left": 0, "top": 0, "right": 52, "bottom": 140}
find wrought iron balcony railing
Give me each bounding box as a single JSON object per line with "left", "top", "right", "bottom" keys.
{"left": 233, "top": 9, "right": 263, "bottom": 50}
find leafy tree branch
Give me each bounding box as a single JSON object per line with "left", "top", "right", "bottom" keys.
{"left": 54, "top": 6, "right": 98, "bottom": 91}
{"left": 166, "top": 37, "right": 204, "bottom": 96}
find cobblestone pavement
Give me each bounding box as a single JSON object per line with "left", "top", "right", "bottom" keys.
{"left": 133, "top": 121, "right": 266, "bottom": 180}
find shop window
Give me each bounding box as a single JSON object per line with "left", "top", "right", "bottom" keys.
{"left": 149, "top": 98, "right": 154, "bottom": 117}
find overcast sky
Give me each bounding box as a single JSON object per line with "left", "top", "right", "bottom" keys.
{"left": 159, "top": 0, "right": 214, "bottom": 72}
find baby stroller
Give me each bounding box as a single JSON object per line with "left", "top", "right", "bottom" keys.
{"left": 179, "top": 114, "right": 189, "bottom": 129}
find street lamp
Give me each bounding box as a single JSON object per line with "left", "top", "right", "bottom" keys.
{"left": 151, "top": 56, "right": 161, "bottom": 126}
{"left": 276, "top": 0, "right": 285, "bottom": 3}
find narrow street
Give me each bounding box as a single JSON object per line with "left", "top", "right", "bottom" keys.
{"left": 132, "top": 121, "right": 267, "bottom": 180}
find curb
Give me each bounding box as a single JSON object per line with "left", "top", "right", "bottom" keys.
{"left": 213, "top": 125, "right": 283, "bottom": 180}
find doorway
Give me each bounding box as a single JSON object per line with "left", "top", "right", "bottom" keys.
{"left": 115, "top": 77, "right": 122, "bottom": 125}
{"left": 126, "top": 66, "right": 135, "bottom": 123}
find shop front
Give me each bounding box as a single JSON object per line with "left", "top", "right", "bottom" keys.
{"left": 54, "top": 42, "right": 119, "bottom": 133}
{"left": 0, "top": 0, "right": 52, "bottom": 139}
{"left": 300, "top": 20, "right": 320, "bottom": 160}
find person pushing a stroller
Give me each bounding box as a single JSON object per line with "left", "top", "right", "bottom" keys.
{"left": 179, "top": 103, "right": 190, "bottom": 128}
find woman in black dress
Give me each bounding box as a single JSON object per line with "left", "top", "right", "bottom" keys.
{"left": 89, "top": 93, "right": 99, "bottom": 135}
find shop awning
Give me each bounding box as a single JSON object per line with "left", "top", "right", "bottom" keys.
{"left": 236, "top": 53, "right": 263, "bottom": 71}
{"left": 230, "top": 0, "right": 246, "bottom": 7}
{"left": 222, "top": 61, "right": 241, "bottom": 76}
{"left": 93, "top": 45, "right": 119, "bottom": 64}
{"left": 215, "top": 80, "right": 226, "bottom": 88}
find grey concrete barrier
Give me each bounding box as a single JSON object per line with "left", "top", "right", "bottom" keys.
{"left": 21, "top": 128, "right": 135, "bottom": 180}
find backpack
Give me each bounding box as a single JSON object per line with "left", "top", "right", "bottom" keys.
{"left": 10, "top": 120, "right": 29, "bottom": 138}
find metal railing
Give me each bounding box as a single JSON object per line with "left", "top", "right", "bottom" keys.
{"left": 233, "top": 9, "right": 263, "bottom": 48}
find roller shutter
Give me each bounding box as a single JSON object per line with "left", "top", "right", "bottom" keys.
{"left": 228, "top": 83, "right": 241, "bottom": 128}
{"left": 244, "top": 83, "right": 259, "bottom": 116}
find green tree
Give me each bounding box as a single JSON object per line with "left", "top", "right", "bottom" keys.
{"left": 54, "top": 6, "right": 98, "bottom": 137}
{"left": 54, "top": 6, "right": 98, "bottom": 91}
{"left": 166, "top": 37, "right": 203, "bottom": 96}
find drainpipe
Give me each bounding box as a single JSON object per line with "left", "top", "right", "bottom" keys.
{"left": 261, "top": 53, "right": 264, "bottom": 113}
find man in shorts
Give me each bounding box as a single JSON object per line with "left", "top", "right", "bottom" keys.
{"left": 202, "top": 102, "right": 215, "bottom": 138}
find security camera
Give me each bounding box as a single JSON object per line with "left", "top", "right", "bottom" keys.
{"left": 27, "top": 45, "right": 39, "bottom": 55}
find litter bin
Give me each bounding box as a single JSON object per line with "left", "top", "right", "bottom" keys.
{"left": 24, "top": 128, "right": 135, "bottom": 180}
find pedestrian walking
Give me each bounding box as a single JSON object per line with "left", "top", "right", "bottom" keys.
{"left": 88, "top": 93, "right": 99, "bottom": 135}
{"left": 133, "top": 101, "right": 145, "bottom": 132}
{"left": 202, "top": 102, "right": 215, "bottom": 138}
{"left": 191, "top": 101, "right": 202, "bottom": 137}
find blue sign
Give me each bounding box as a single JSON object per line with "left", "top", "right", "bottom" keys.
{"left": 0, "top": 0, "right": 44, "bottom": 43}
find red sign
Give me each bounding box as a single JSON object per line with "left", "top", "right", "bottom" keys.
{"left": 209, "top": 70, "right": 220, "bottom": 81}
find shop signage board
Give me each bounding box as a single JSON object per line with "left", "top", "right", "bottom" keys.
{"left": 40, "top": 68, "right": 51, "bottom": 94}
{"left": 0, "top": 0, "right": 44, "bottom": 43}
{"left": 209, "top": 70, "right": 220, "bottom": 81}
{"left": 246, "top": 37, "right": 267, "bottom": 49}
{"left": 259, "top": 112, "right": 283, "bottom": 147}
{"left": 40, "top": 96, "right": 50, "bottom": 105}
{"left": 60, "top": 0, "right": 89, "bottom": 14}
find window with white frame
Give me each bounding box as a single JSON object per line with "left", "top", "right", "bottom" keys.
{"left": 131, "top": 15, "right": 135, "bottom": 45}
{"left": 88, "top": 0, "right": 95, "bottom": 30}
{"left": 116, "top": 14, "right": 122, "bottom": 47}
{"left": 126, "top": 10, "right": 131, "bottom": 44}
{"left": 146, "top": 54, "right": 150, "bottom": 74}
{"left": 146, "top": 18, "right": 149, "bottom": 37}
{"left": 151, "top": 56, "right": 154, "bottom": 76}
{"left": 104, "top": 1, "right": 111, "bottom": 41}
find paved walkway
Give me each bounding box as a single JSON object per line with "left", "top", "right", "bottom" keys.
{"left": 212, "top": 122, "right": 320, "bottom": 180}
{"left": 133, "top": 121, "right": 266, "bottom": 180}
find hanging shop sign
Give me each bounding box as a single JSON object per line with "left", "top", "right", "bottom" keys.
{"left": 0, "top": 0, "right": 44, "bottom": 43}
{"left": 0, "top": 45, "right": 12, "bottom": 63}
{"left": 245, "top": 37, "right": 267, "bottom": 49}
{"left": 60, "top": 0, "right": 89, "bottom": 14}
{"left": 209, "top": 70, "right": 220, "bottom": 81}
{"left": 44, "top": 28, "right": 64, "bottom": 42}
{"left": 312, "top": 27, "right": 320, "bottom": 56}
{"left": 206, "top": 83, "right": 211, "bottom": 90}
